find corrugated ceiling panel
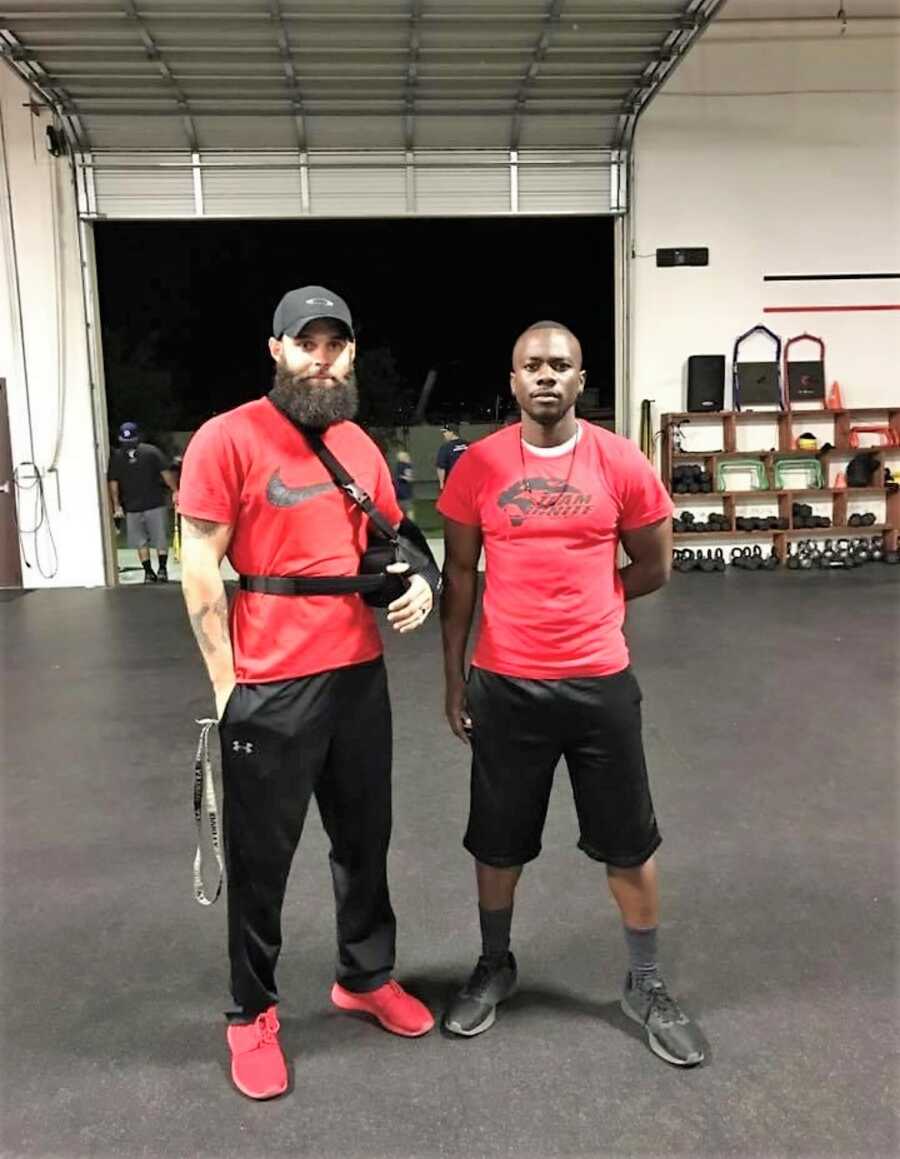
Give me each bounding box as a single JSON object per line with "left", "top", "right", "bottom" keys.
{"left": 89, "top": 149, "right": 616, "bottom": 218}
{"left": 201, "top": 153, "right": 304, "bottom": 218}
{"left": 308, "top": 153, "right": 407, "bottom": 216}
{"left": 414, "top": 116, "right": 512, "bottom": 150}
{"left": 304, "top": 117, "right": 405, "bottom": 150}
{"left": 192, "top": 116, "right": 299, "bottom": 151}
{"left": 517, "top": 151, "right": 612, "bottom": 213}
{"left": 414, "top": 151, "right": 511, "bottom": 214}
{"left": 93, "top": 153, "right": 194, "bottom": 217}
{"left": 517, "top": 114, "right": 620, "bottom": 148}
{"left": 83, "top": 115, "right": 187, "bottom": 151}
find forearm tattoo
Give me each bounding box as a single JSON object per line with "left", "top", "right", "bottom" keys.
{"left": 189, "top": 591, "right": 229, "bottom": 657}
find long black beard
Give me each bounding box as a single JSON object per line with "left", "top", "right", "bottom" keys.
{"left": 268, "top": 363, "right": 359, "bottom": 429}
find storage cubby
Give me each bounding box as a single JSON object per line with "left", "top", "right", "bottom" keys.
{"left": 660, "top": 408, "right": 899, "bottom": 558}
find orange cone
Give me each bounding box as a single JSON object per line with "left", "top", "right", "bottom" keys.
{"left": 826, "top": 381, "right": 845, "bottom": 410}
{"left": 833, "top": 471, "right": 847, "bottom": 490}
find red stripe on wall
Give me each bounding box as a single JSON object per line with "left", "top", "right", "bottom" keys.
{"left": 763, "top": 304, "right": 900, "bottom": 313}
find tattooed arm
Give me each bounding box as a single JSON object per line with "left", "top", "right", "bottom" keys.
{"left": 180, "top": 515, "right": 236, "bottom": 719}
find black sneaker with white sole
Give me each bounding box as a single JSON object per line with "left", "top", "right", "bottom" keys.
{"left": 620, "top": 972, "right": 704, "bottom": 1067}
{"left": 443, "top": 953, "right": 518, "bottom": 1037}
{"left": 157, "top": 567, "right": 168, "bottom": 583}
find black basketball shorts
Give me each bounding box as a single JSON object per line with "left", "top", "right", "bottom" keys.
{"left": 463, "top": 666, "right": 662, "bottom": 869}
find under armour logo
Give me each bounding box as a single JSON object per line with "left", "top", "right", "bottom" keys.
{"left": 232, "top": 741, "right": 254, "bottom": 755}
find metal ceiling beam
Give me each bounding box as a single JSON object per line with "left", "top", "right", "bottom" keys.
{"left": 614, "top": 0, "right": 727, "bottom": 153}
{"left": 510, "top": 0, "right": 563, "bottom": 150}
{"left": 119, "top": 0, "right": 198, "bottom": 150}
{"left": 11, "top": 45, "right": 675, "bottom": 57}
{"left": 404, "top": 0, "right": 423, "bottom": 153}
{"left": 41, "top": 68, "right": 649, "bottom": 81}
{"left": 63, "top": 103, "right": 624, "bottom": 117}
{"left": 79, "top": 153, "right": 613, "bottom": 172}
{"left": 0, "top": 9, "right": 712, "bottom": 23}
{"left": 0, "top": 30, "right": 91, "bottom": 152}
{"left": 65, "top": 83, "right": 632, "bottom": 96}
{"left": 267, "top": 0, "right": 307, "bottom": 152}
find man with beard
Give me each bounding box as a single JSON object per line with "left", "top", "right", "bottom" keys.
{"left": 178, "top": 286, "right": 435, "bottom": 1101}
{"left": 437, "top": 321, "right": 706, "bottom": 1068}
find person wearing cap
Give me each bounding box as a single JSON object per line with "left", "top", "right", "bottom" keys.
{"left": 435, "top": 423, "right": 469, "bottom": 491}
{"left": 177, "top": 286, "right": 436, "bottom": 1101}
{"left": 107, "top": 422, "right": 179, "bottom": 583}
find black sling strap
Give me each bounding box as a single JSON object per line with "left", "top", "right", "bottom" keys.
{"left": 240, "top": 402, "right": 440, "bottom": 601}
{"left": 296, "top": 425, "right": 399, "bottom": 544}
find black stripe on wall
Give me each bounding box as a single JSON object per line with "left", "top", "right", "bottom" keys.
{"left": 764, "top": 273, "right": 900, "bottom": 282}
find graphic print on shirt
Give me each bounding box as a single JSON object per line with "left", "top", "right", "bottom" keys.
{"left": 497, "top": 477, "right": 594, "bottom": 527}
{"left": 266, "top": 470, "right": 335, "bottom": 508}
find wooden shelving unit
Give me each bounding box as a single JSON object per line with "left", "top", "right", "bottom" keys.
{"left": 660, "top": 407, "right": 900, "bottom": 560}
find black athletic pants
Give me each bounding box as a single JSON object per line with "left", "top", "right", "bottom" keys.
{"left": 218, "top": 658, "right": 396, "bottom": 1019}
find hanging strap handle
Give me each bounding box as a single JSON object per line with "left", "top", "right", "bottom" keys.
{"left": 192, "top": 718, "right": 224, "bottom": 906}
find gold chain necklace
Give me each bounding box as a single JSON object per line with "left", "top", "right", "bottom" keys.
{"left": 519, "top": 426, "right": 579, "bottom": 512}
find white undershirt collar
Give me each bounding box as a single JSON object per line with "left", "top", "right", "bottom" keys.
{"left": 521, "top": 421, "right": 582, "bottom": 458}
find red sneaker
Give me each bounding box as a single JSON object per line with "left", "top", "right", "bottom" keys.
{"left": 225, "top": 1006, "right": 289, "bottom": 1100}
{"left": 330, "top": 979, "right": 434, "bottom": 1037}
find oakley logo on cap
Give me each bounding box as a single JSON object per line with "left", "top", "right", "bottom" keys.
{"left": 306, "top": 297, "right": 334, "bottom": 307}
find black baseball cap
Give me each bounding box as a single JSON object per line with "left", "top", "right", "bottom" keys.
{"left": 118, "top": 421, "right": 140, "bottom": 443}
{"left": 272, "top": 286, "right": 354, "bottom": 339}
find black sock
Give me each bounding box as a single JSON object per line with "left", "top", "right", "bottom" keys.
{"left": 157, "top": 554, "right": 168, "bottom": 571}
{"left": 624, "top": 925, "right": 659, "bottom": 987}
{"left": 141, "top": 559, "right": 154, "bottom": 574}
{"left": 479, "top": 905, "right": 512, "bottom": 963}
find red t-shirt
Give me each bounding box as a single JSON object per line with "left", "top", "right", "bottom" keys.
{"left": 436, "top": 422, "right": 673, "bottom": 680}
{"left": 178, "top": 398, "right": 403, "bottom": 683}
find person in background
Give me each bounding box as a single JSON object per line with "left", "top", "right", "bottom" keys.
{"left": 107, "top": 421, "right": 178, "bottom": 583}
{"left": 393, "top": 449, "right": 415, "bottom": 519}
{"left": 435, "top": 423, "right": 469, "bottom": 491}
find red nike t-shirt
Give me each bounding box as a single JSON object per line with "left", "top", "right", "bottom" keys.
{"left": 436, "top": 422, "right": 673, "bottom": 680}
{"left": 178, "top": 398, "right": 403, "bottom": 683}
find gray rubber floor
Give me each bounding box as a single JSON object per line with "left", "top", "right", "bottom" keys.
{"left": 1, "top": 569, "right": 898, "bottom": 1159}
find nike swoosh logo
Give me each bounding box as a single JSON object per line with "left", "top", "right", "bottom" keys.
{"left": 266, "top": 470, "right": 334, "bottom": 509}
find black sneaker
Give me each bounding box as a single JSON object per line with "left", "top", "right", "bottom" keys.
{"left": 143, "top": 569, "right": 158, "bottom": 584}
{"left": 620, "top": 972, "right": 704, "bottom": 1067}
{"left": 157, "top": 567, "right": 168, "bottom": 583}
{"left": 443, "top": 953, "right": 517, "bottom": 1037}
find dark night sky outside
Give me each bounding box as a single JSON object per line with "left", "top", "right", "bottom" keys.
{"left": 95, "top": 215, "right": 614, "bottom": 435}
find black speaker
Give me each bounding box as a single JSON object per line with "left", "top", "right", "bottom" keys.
{"left": 687, "top": 355, "right": 725, "bottom": 412}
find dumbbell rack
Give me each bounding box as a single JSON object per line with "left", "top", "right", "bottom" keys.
{"left": 660, "top": 407, "right": 900, "bottom": 561}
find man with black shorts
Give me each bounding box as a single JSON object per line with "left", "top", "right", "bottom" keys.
{"left": 178, "top": 286, "right": 436, "bottom": 1101}
{"left": 437, "top": 321, "right": 705, "bottom": 1067}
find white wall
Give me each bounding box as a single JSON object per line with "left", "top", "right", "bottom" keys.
{"left": 0, "top": 66, "right": 107, "bottom": 587}
{"left": 629, "top": 19, "right": 900, "bottom": 436}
